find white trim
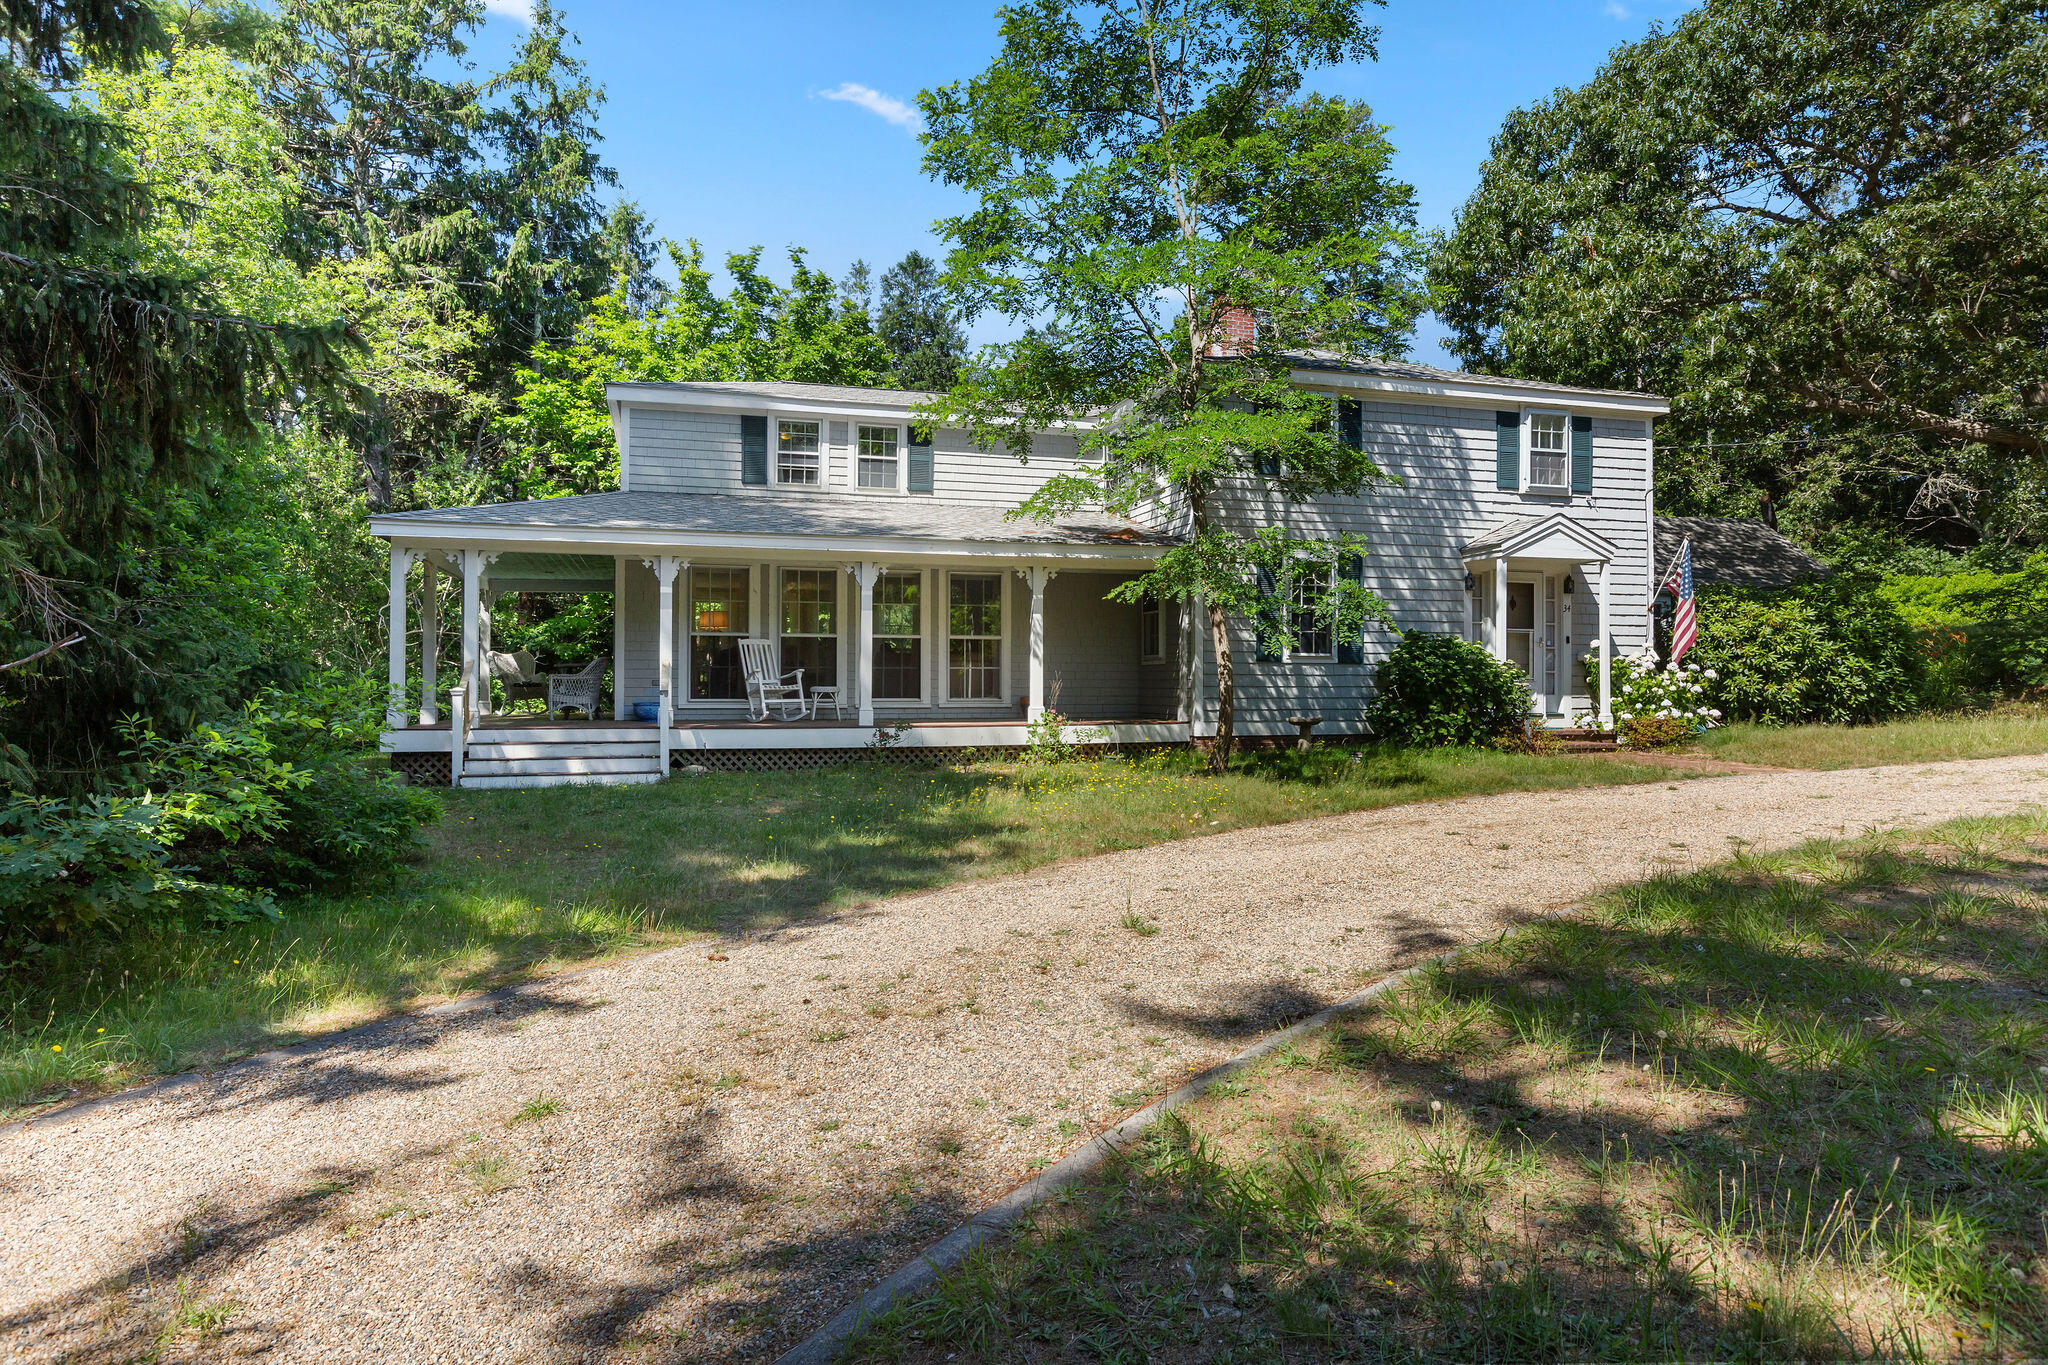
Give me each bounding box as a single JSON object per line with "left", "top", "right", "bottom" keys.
{"left": 940, "top": 567, "right": 1008, "bottom": 706}
{"left": 662, "top": 721, "right": 1190, "bottom": 752}
{"left": 773, "top": 417, "right": 827, "bottom": 489}
{"left": 679, "top": 561, "right": 753, "bottom": 710}
{"left": 870, "top": 567, "right": 930, "bottom": 708}
{"left": 613, "top": 402, "right": 631, "bottom": 492}
{"left": 370, "top": 520, "right": 1168, "bottom": 563}
{"left": 1281, "top": 560, "right": 1338, "bottom": 663}
{"left": 1521, "top": 408, "right": 1572, "bottom": 496}
{"left": 851, "top": 421, "right": 907, "bottom": 496}
{"left": 612, "top": 554, "right": 627, "bottom": 720}
{"left": 605, "top": 382, "right": 1106, "bottom": 430}
{"left": 1290, "top": 367, "right": 1670, "bottom": 417}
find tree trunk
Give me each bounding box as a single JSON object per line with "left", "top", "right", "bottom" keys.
{"left": 1208, "top": 598, "right": 1234, "bottom": 772}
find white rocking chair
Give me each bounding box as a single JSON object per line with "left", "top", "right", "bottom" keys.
{"left": 738, "top": 638, "right": 807, "bottom": 721}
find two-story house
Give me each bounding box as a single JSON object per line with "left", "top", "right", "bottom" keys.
{"left": 371, "top": 353, "right": 1668, "bottom": 786}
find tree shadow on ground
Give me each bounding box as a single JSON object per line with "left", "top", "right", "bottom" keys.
{"left": 848, "top": 829, "right": 2048, "bottom": 1363}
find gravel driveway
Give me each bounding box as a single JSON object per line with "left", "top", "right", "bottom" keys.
{"left": 6, "top": 754, "right": 2045, "bottom": 1364}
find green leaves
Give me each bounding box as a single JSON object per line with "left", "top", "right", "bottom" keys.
{"left": 1429, "top": 0, "right": 2048, "bottom": 549}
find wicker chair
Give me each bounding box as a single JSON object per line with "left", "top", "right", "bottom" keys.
{"left": 547, "top": 656, "right": 608, "bottom": 720}
{"left": 484, "top": 650, "right": 547, "bottom": 715}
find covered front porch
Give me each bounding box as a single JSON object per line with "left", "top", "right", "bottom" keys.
{"left": 1463, "top": 513, "right": 1618, "bottom": 730}
{"left": 372, "top": 508, "right": 1185, "bottom": 785}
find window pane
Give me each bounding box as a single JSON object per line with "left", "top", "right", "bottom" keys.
{"left": 873, "top": 639, "right": 922, "bottom": 699}
{"left": 781, "top": 635, "right": 836, "bottom": 684}
{"left": 1528, "top": 414, "right": 1568, "bottom": 488}
{"left": 948, "top": 573, "right": 1002, "bottom": 638}
{"left": 780, "top": 569, "right": 837, "bottom": 637}
{"left": 874, "top": 572, "right": 919, "bottom": 638}
{"left": 1291, "top": 572, "right": 1332, "bottom": 657}
{"left": 857, "top": 425, "right": 898, "bottom": 489}
{"left": 1140, "top": 598, "right": 1162, "bottom": 660}
{"left": 778, "top": 420, "right": 821, "bottom": 484}
{"left": 690, "top": 567, "right": 747, "bottom": 700}
{"left": 949, "top": 638, "right": 1002, "bottom": 699}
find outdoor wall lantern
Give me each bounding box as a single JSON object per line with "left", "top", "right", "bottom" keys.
{"left": 1561, "top": 575, "right": 1575, "bottom": 645}
{"left": 1562, "top": 573, "right": 1576, "bottom": 595}
{"left": 1462, "top": 571, "right": 1476, "bottom": 591}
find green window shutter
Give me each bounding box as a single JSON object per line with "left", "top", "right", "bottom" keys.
{"left": 1336, "top": 552, "right": 1365, "bottom": 664}
{"left": 1254, "top": 566, "right": 1282, "bottom": 662}
{"left": 1338, "top": 399, "right": 1363, "bottom": 451}
{"left": 1571, "top": 414, "right": 1594, "bottom": 493}
{"left": 906, "top": 424, "right": 934, "bottom": 492}
{"left": 741, "top": 415, "right": 767, "bottom": 485}
{"left": 1495, "top": 411, "right": 1519, "bottom": 489}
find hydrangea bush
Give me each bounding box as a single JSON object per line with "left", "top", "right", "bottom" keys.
{"left": 1609, "top": 655, "right": 1722, "bottom": 745}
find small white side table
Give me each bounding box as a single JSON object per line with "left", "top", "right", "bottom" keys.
{"left": 808, "top": 686, "right": 843, "bottom": 720}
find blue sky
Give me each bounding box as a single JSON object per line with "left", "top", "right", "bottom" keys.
{"left": 474, "top": 0, "right": 1694, "bottom": 368}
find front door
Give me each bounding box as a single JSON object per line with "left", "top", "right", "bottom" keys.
{"left": 1504, "top": 578, "right": 1538, "bottom": 687}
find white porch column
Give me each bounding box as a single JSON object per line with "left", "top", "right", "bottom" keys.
{"left": 847, "top": 561, "right": 883, "bottom": 727}
{"left": 385, "top": 546, "right": 416, "bottom": 729}
{"left": 458, "top": 549, "right": 496, "bottom": 723}
{"left": 1019, "top": 565, "right": 1055, "bottom": 720}
{"left": 1596, "top": 559, "right": 1614, "bottom": 730}
{"left": 418, "top": 557, "right": 439, "bottom": 725}
{"left": 644, "top": 555, "right": 685, "bottom": 775}
{"left": 1491, "top": 556, "right": 1510, "bottom": 660}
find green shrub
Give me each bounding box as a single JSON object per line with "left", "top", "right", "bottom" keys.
{"left": 1878, "top": 556, "right": 2048, "bottom": 702}
{"left": 1688, "top": 578, "right": 1923, "bottom": 726}
{"left": 1365, "top": 632, "right": 1529, "bottom": 746}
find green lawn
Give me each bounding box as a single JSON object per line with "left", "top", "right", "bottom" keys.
{"left": 2, "top": 744, "right": 1680, "bottom": 1115}
{"left": 1703, "top": 703, "right": 2048, "bottom": 770}
{"left": 849, "top": 814, "right": 2048, "bottom": 1364}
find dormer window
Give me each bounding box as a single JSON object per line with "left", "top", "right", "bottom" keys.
{"left": 1526, "top": 412, "right": 1569, "bottom": 493}
{"left": 857, "top": 424, "right": 900, "bottom": 490}
{"left": 777, "top": 420, "right": 821, "bottom": 485}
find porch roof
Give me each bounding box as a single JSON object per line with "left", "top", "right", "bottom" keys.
{"left": 1461, "top": 512, "right": 1619, "bottom": 564}
{"left": 371, "top": 490, "right": 1177, "bottom": 556}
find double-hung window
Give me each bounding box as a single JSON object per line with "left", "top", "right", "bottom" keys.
{"left": 947, "top": 573, "right": 1003, "bottom": 700}
{"left": 1290, "top": 568, "right": 1334, "bottom": 659}
{"left": 689, "top": 566, "right": 748, "bottom": 699}
{"left": 779, "top": 569, "right": 838, "bottom": 685}
{"left": 1139, "top": 597, "right": 1164, "bottom": 664}
{"left": 777, "top": 419, "right": 821, "bottom": 485}
{"left": 857, "top": 424, "right": 900, "bottom": 490}
{"left": 1525, "top": 412, "right": 1569, "bottom": 493}
{"left": 872, "top": 572, "right": 922, "bottom": 700}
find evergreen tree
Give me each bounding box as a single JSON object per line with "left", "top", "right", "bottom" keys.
{"left": 0, "top": 0, "right": 348, "bottom": 788}
{"left": 876, "top": 249, "right": 966, "bottom": 391}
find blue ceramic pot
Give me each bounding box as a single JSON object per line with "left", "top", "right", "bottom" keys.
{"left": 632, "top": 700, "right": 660, "bottom": 722}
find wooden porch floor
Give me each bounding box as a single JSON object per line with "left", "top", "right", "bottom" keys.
{"left": 395, "top": 714, "right": 1181, "bottom": 732}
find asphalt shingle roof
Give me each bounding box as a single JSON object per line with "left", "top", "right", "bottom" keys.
{"left": 375, "top": 490, "right": 1175, "bottom": 547}
{"left": 1285, "top": 350, "right": 1666, "bottom": 403}
{"left": 1656, "top": 516, "right": 1830, "bottom": 589}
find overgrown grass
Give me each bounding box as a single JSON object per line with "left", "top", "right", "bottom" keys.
{"left": 1703, "top": 702, "right": 2048, "bottom": 770}
{"left": 847, "top": 814, "right": 2048, "bottom": 1363}
{"left": 1, "top": 745, "right": 1680, "bottom": 1116}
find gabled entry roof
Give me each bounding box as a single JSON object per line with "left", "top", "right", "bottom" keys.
{"left": 1462, "top": 512, "right": 1619, "bottom": 564}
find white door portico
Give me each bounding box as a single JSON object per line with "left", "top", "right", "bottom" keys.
{"left": 1463, "top": 513, "right": 1620, "bottom": 729}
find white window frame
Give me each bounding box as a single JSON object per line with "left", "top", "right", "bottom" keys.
{"left": 942, "top": 569, "right": 1008, "bottom": 705}
{"left": 681, "top": 562, "right": 754, "bottom": 707}
{"left": 1522, "top": 408, "right": 1571, "bottom": 495}
{"left": 1283, "top": 563, "right": 1336, "bottom": 662}
{"left": 870, "top": 568, "right": 929, "bottom": 707}
{"left": 775, "top": 418, "right": 825, "bottom": 488}
{"left": 854, "top": 422, "right": 905, "bottom": 494}
{"left": 775, "top": 566, "right": 841, "bottom": 692}
{"left": 1138, "top": 596, "right": 1164, "bottom": 664}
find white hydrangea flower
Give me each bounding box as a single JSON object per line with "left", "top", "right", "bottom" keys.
{"left": 1703, "top": 668, "right": 1718, "bottom": 680}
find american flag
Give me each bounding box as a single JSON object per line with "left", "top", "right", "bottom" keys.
{"left": 1657, "top": 537, "right": 1697, "bottom": 663}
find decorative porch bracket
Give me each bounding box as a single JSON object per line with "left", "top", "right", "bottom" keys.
{"left": 844, "top": 561, "right": 886, "bottom": 727}
{"left": 1016, "top": 566, "right": 1057, "bottom": 721}
{"left": 643, "top": 555, "right": 687, "bottom": 778}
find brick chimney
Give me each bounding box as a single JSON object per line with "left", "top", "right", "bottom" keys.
{"left": 1207, "top": 302, "right": 1256, "bottom": 357}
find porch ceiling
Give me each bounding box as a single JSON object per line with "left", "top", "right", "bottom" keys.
{"left": 479, "top": 551, "right": 614, "bottom": 594}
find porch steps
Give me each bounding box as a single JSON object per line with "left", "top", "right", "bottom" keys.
{"left": 457, "top": 726, "right": 664, "bottom": 789}
{"left": 1554, "top": 727, "right": 1619, "bottom": 753}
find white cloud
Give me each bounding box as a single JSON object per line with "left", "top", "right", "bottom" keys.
{"left": 817, "top": 82, "right": 924, "bottom": 134}
{"left": 1603, "top": 0, "right": 1631, "bottom": 15}
{"left": 484, "top": 0, "right": 533, "bottom": 23}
